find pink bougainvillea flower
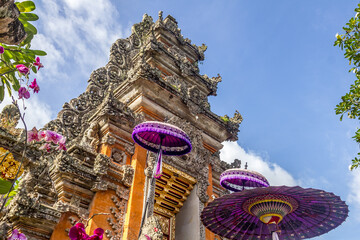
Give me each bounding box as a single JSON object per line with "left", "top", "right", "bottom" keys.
{"left": 39, "top": 143, "right": 52, "bottom": 152}
{"left": 87, "top": 228, "right": 104, "bottom": 240}
{"left": 56, "top": 136, "right": 67, "bottom": 151}
{"left": 8, "top": 229, "right": 27, "bottom": 240}
{"left": 0, "top": 46, "right": 4, "bottom": 54}
{"left": 33, "top": 57, "right": 44, "bottom": 70}
{"left": 27, "top": 127, "right": 40, "bottom": 142}
{"left": 69, "top": 223, "right": 88, "bottom": 240}
{"left": 45, "top": 130, "right": 62, "bottom": 144}
{"left": 29, "top": 78, "right": 40, "bottom": 93}
{"left": 18, "top": 87, "right": 30, "bottom": 99}
{"left": 16, "top": 64, "right": 29, "bottom": 75}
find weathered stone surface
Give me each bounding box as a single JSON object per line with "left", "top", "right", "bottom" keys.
{"left": 0, "top": 0, "right": 26, "bottom": 45}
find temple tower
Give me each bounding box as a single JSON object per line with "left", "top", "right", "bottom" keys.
{"left": 0, "top": 13, "right": 242, "bottom": 240}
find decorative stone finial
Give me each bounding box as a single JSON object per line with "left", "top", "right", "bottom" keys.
{"left": 158, "top": 11, "right": 163, "bottom": 22}
{"left": 230, "top": 159, "right": 241, "bottom": 168}
{"left": 245, "top": 162, "right": 248, "bottom": 170}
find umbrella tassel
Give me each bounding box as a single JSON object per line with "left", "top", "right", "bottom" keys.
{"left": 154, "top": 149, "right": 163, "bottom": 179}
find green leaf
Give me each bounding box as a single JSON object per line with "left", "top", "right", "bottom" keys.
{"left": 5, "top": 180, "right": 19, "bottom": 207}
{"left": 0, "top": 66, "right": 13, "bottom": 74}
{"left": 16, "top": 1, "right": 36, "bottom": 13}
{"left": 22, "top": 20, "right": 37, "bottom": 35}
{"left": 2, "top": 50, "right": 11, "bottom": 62}
{"left": 31, "top": 66, "right": 37, "bottom": 74}
{"left": 21, "top": 32, "right": 34, "bottom": 45}
{"left": 9, "top": 72, "right": 20, "bottom": 91}
{"left": 28, "top": 49, "right": 47, "bottom": 56}
{"left": 0, "top": 85, "right": 4, "bottom": 102}
{"left": 18, "top": 13, "right": 39, "bottom": 22}
{"left": 3, "top": 77, "right": 12, "bottom": 97}
{"left": 0, "top": 179, "right": 12, "bottom": 194}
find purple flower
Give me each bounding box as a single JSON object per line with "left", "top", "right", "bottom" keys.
{"left": 8, "top": 229, "right": 27, "bottom": 240}
{"left": 39, "top": 143, "right": 52, "bottom": 152}
{"left": 27, "top": 127, "right": 40, "bottom": 142}
{"left": 87, "top": 228, "right": 104, "bottom": 240}
{"left": 34, "top": 57, "right": 44, "bottom": 70}
{"left": 0, "top": 46, "right": 4, "bottom": 54}
{"left": 18, "top": 87, "right": 30, "bottom": 99}
{"left": 69, "top": 223, "right": 88, "bottom": 240}
{"left": 16, "top": 64, "right": 29, "bottom": 75}
{"left": 29, "top": 78, "right": 40, "bottom": 93}
{"left": 56, "top": 136, "right": 67, "bottom": 151}
{"left": 45, "top": 130, "right": 62, "bottom": 144}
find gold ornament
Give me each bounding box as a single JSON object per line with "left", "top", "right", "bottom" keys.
{"left": 0, "top": 147, "right": 23, "bottom": 179}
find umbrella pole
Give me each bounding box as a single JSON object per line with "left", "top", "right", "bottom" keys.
{"left": 138, "top": 137, "right": 164, "bottom": 239}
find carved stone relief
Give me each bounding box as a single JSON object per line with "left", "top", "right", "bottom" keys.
{"left": 139, "top": 215, "right": 163, "bottom": 240}
{"left": 111, "top": 148, "right": 127, "bottom": 164}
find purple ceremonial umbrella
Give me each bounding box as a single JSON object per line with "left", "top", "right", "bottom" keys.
{"left": 132, "top": 121, "right": 192, "bottom": 156}
{"left": 220, "top": 168, "right": 270, "bottom": 192}
{"left": 201, "top": 186, "right": 348, "bottom": 240}
{"left": 132, "top": 121, "right": 192, "bottom": 178}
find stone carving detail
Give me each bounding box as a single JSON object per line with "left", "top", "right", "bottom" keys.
{"left": 102, "top": 133, "right": 116, "bottom": 145}
{"left": 139, "top": 215, "right": 163, "bottom": 240}
{"left": 202, "top": 74, "right": 222, "bottom": 96}
{"left": 80, "top": 122, "right": 100, "bottom": 152}
{"left": 121, "top": 165, "right": 135, "bottom": 187}
{"left": 111, "top": 148, "right": 127, "bottom": 164}
{"left": 125, "top": 144, "right": 135, "bottom": 156}
{"left": 230, "top": 158, "right": 242, "bottom": 168}
{"left": 132, "top": 14, "right": 154, "bottom": 45}
{"left": 224, "top": 110, "right": 243, "bottom": 138}
{"left": 199, "top": 200, "right": 206, "bottom": 240}
{"left": 155, "top": 214, "right": 169, "bottom": 236}
{"left": 0, "top": 104, "right": 20, "bottom": 129}
{"left": 197, "top": 168, "right": 210, "bottom": 203}
{"left": 106, "top": 191, "right": 127, "bottom": 240}
{"left": 93, "top": 154, "right": 110, "bottom": 176}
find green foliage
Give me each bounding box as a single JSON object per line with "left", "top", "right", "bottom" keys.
{"left": 0, "top": 0, "right": 46, "bottom": 102}
{"left": 221, "top": 115, "right": 230, "bottom": 123}
{"left": 334, "top": 3, "right": 360, "bottom": 170}
{"left": 5, "top": 180, "right": 19, "bottom": 206}
{"left": 0, "top": 178, "right": 12, "bottom": 194}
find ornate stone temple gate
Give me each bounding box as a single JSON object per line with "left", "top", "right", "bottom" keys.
{"left": 0, "top": 12, "right": 242, "bottom": 240}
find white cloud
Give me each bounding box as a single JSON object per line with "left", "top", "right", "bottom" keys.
{"left": 33, "top": 0, "right": 125, "bottom": 78}
{"left": 220, "top": 141, "right": 298, "bottom": 186}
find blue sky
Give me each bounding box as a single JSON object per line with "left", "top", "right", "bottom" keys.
{"left": 1, "top": 0, "right": 359, "bottom": 239}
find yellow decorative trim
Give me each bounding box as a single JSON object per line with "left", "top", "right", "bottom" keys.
{"left": 259, "top": 213, "right": 283, "bottom": 224}
{"left": 248, "top": 199, "right": 293, "bottom": 213}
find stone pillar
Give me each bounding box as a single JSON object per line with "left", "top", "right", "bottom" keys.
{"left": 175, "top": 185, "right": 201, "bottom": 240}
